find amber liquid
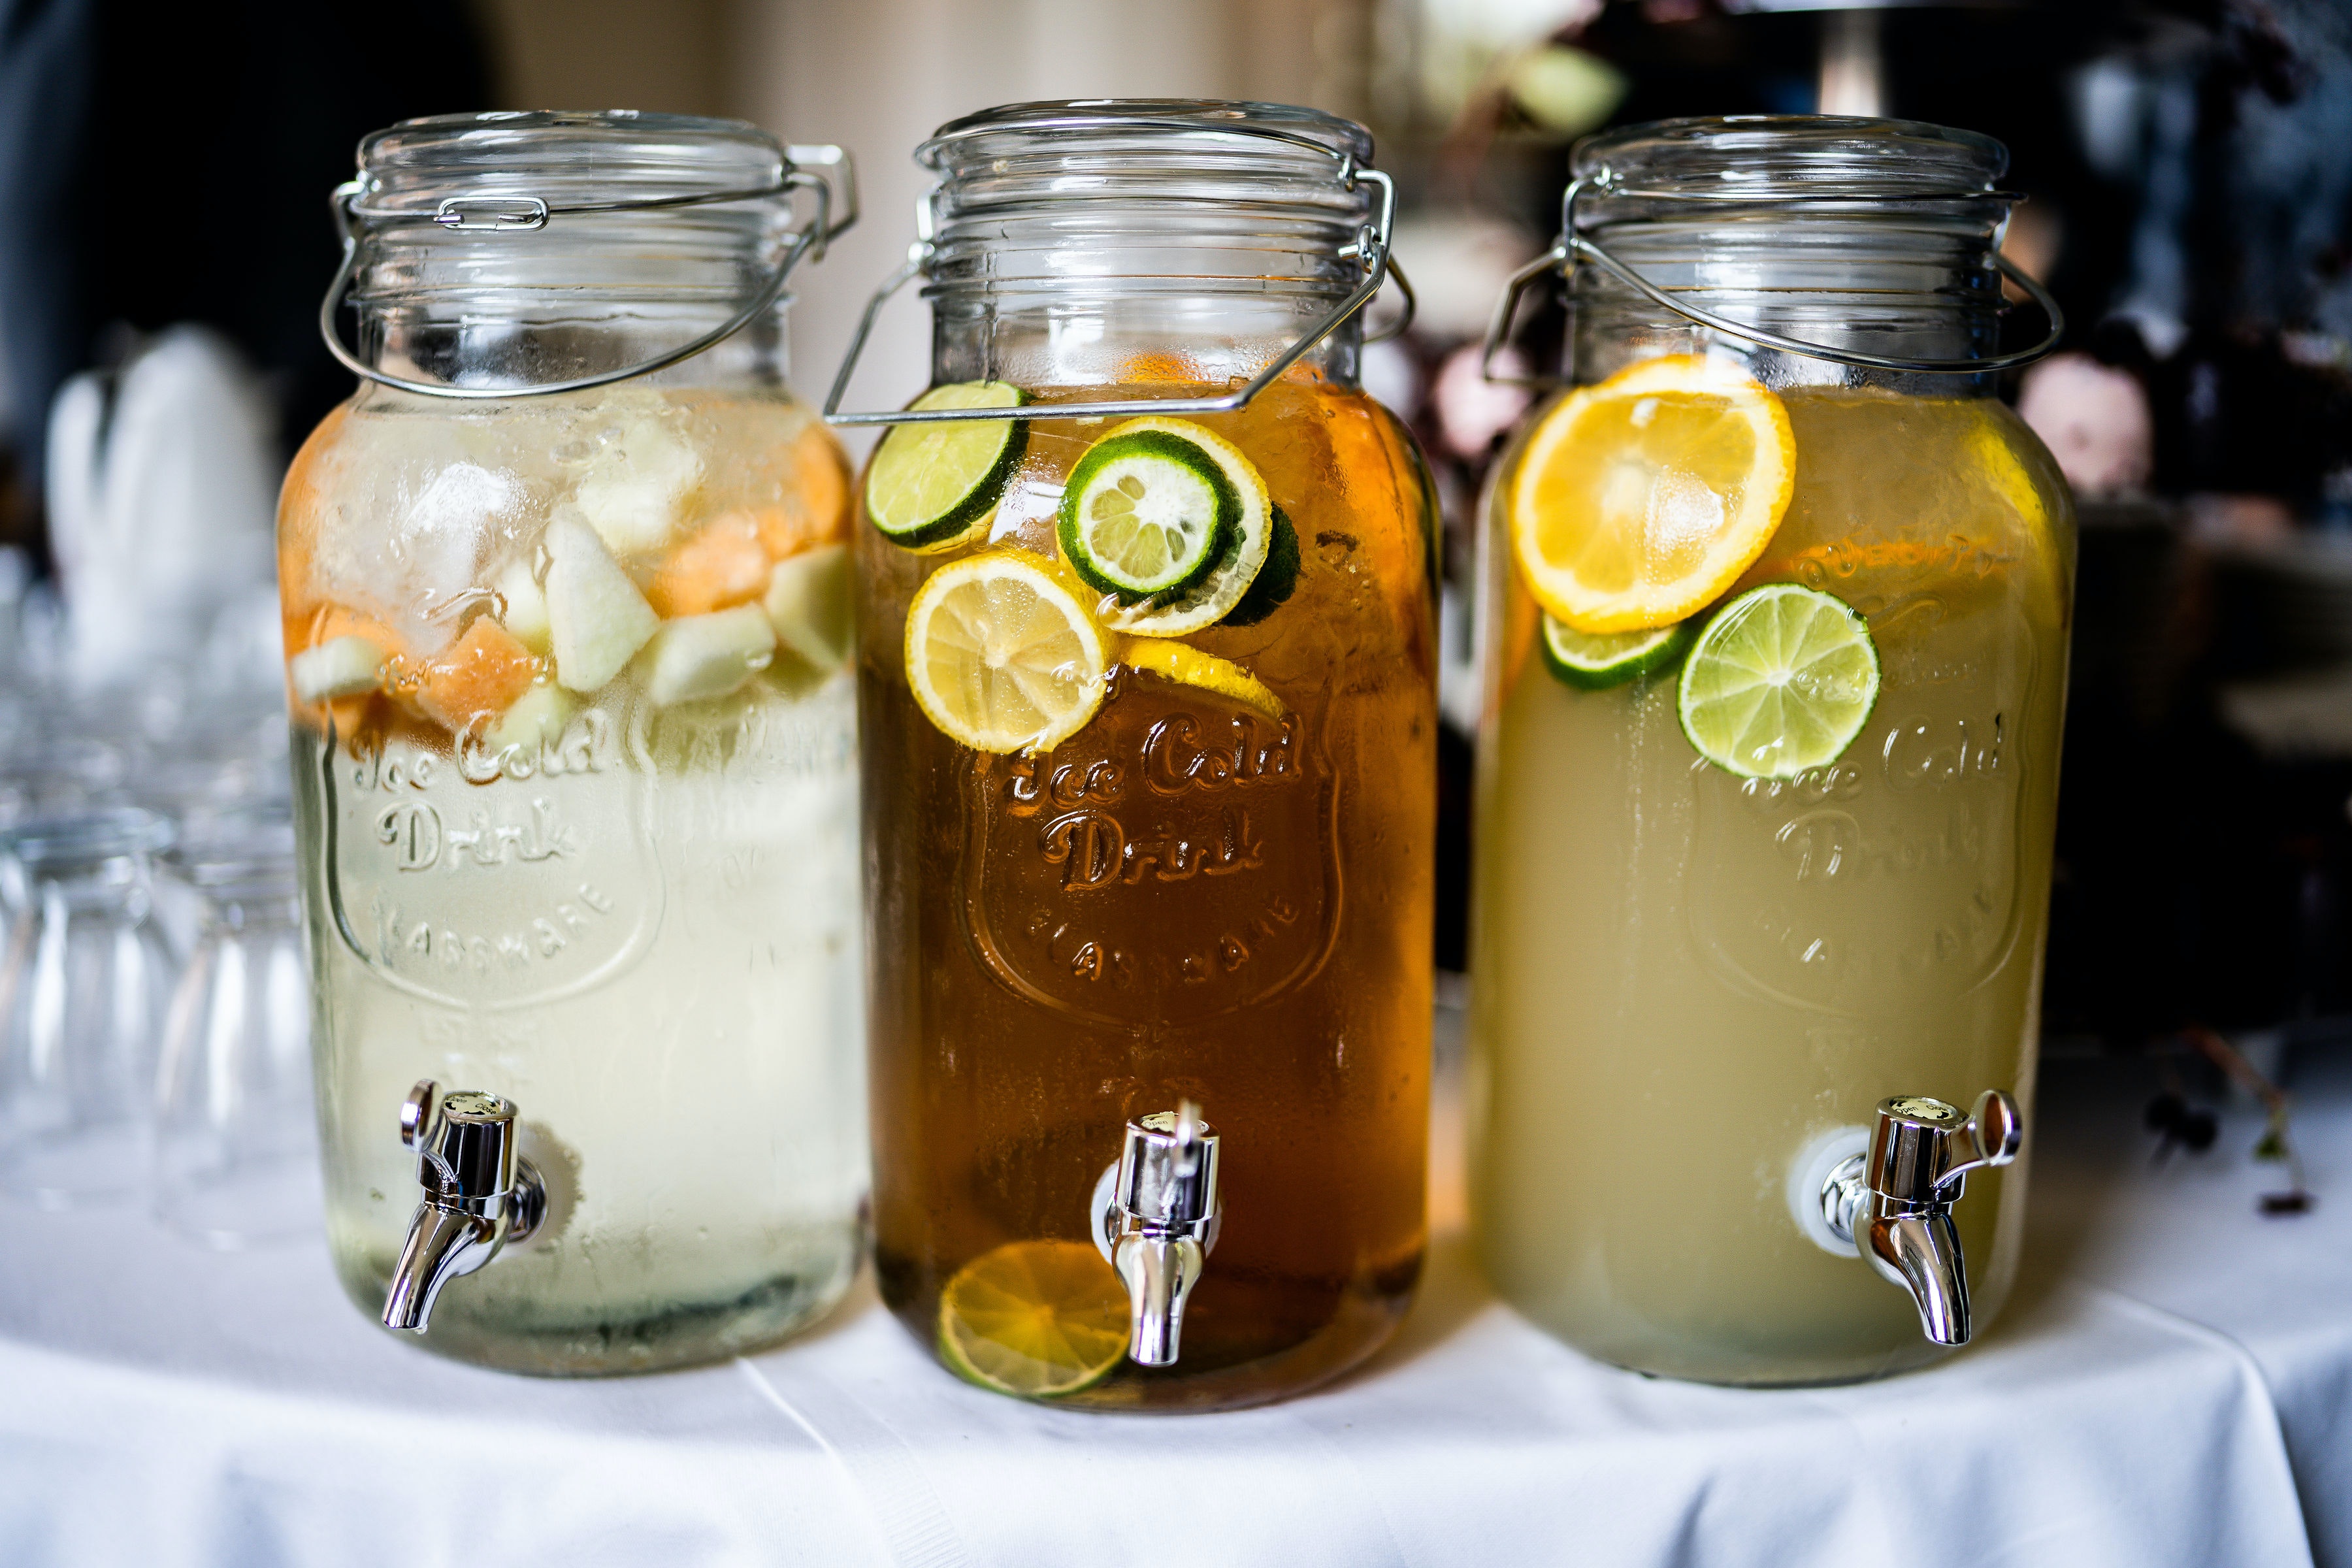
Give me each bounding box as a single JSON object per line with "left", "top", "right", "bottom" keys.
{"left": 858, "top": 373, "right": 1437, "bottom": 1410}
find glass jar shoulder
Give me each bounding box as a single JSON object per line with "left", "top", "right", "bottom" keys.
{"left": 278, "top": 382, "right": 855, "bottom": 767}
{"left": 1734, "top": 387, "right": 2073, "bottom": 632}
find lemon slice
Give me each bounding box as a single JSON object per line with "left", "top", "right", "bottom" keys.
{"left": 1120, "top": 636, "right": 1285, "bottom": 719}
{"left": 904, "top": 549, "right": 1109, "bottom": 754}
{"left": 865, "top": 382, "right": 1027, "bottom": 549}
{"left": 938, "top": 1240, "right": 1132, "bottom": 1399}
{"left": 1510, "top": 354, "right": 1795, "bottom": 634}
{"left": 1677, "top": 583, "right": 1880, "bottom": 779}
{"left": 1539, "top": 613, "right": 1695, "bottom": 691}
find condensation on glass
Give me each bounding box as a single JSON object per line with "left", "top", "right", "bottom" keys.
{"left": 281, "top": 112, "right": 866, "bottom": 1375}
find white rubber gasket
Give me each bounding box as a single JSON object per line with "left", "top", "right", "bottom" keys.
{"left": 1788, "top": 1124, "right": 1872, "bottom": 1256}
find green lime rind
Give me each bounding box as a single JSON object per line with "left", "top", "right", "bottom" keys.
{"left": 1539, "top": 613, "right": 1695, "bottom": 691}
{"left": 1676, "top": 583, "right": 1881, "bottom": 780}
{"left": 1221, "top": 505, "right": 1300, "bottom": 628}
{"left": 864, "top": 382, "right": 1028, "bottom": 548}
{"left": 1056, "top": 429, "right": 1236, "bottom": 600}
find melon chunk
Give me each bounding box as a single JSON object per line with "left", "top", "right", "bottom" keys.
{"left": 635, "top": 604, "right": 776, "bottom": 706}
{"left": 647, "top": 514, "right": 770, "bottom": 618}
{"left": 416, "top": 617, "right": 539, "bottom": 732}
{"left": 290, "top": 634, "right": 385, "bottom": 702}
{"left": 546, "top": 515, "right": 659, "bottom": 694}
{"left": 494, "top": 556, "right": 551, "bottom": 653}
{"left": 484, "top": 681, "right": 578, "bottom": 755}
{"left": 571, "top": 418, "right": 702, "bottom": 557}
{"left": 762, "top": 543, "right": 854, "bottom": 672}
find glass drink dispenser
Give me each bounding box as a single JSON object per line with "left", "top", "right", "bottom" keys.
{"left": 835, "top": 101, "right": 1438, "bottom": 1410}
{"left": 282, "top": 113, "right": 867, "bottom": 1374}
{"left": 1469, "top": 117, "right": 2072, "bottom": 1384}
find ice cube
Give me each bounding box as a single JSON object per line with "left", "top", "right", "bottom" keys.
{"left": 635, "top": 604, "right": 776, "bottom": 706}
{"left": 546, "top": 515, "right": 659, "bottom": 694}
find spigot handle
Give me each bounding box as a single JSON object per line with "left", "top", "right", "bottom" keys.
{"left": 1948, "top": 1088, "right": 2023, "bottom": 1188}
{"left": 396, "top": 1077, "right": 524, "bottom": 1203}
{"left": 1867, "top": 1090, "right": 2022, "bottom": 1204}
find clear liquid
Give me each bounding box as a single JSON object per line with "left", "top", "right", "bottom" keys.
{"left": 1469, "top": 389, "right": 2072, "bottom": 1385}
{"left": 294, "top": 679, "right": 866, "bottom": 1374}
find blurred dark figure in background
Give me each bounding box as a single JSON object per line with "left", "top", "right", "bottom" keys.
{"left": 0, "top": 0, "right": 491, "bottom": 570}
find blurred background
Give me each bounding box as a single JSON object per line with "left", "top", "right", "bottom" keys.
{"left": 3, "top": 0, "right": 2349, "bottom": 1067}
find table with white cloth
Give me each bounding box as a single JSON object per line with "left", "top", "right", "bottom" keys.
{"left": 3, "top": 1038, "right": 2347, "bottom": 1568}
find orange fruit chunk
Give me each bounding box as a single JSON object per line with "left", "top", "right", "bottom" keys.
{"left": 754, "top": 424, "right": 853, "bottom": 561}
{"left": 647, "top": 514, "right": 771, "bottom": 618}
{"left": 1509, "top": 354, "right": 1795, "bottom": 634}
{"left": 414, "top": 617, "right": 539, "bottom": 732}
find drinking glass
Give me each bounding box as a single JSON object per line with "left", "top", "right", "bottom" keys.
{"left": 0, "top": 808, "right": 179, "bottom": 1207}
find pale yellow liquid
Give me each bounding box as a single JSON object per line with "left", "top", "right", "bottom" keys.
{"left": 1468, "top": 388, "right": 2073, "bottom": 1385}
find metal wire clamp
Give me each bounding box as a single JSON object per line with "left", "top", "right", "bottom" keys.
{"left": 823, "top": 118, "right": 1415, "bottom": 429}
{"left": 1481, "top": 174, "right": 2065, "bottom": 387}
{"left": 318, "top": 143, "right": 858, "bottom": 400}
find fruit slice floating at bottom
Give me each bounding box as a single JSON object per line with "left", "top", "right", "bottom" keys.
{"left": 865, "top": 381, "right": 1027, "bottom": 549}
{"left": 938, "top": 1240, "right": 1132, "bottom": 1399}
{"left": 1676, "top": 583, "right": 1880, "bottom": 780}
{"left": 1539, "top": 613, "right": 1695, "bottom": 691}
{"left": 904, "top": 549, "right": 1109, "bottom": 754}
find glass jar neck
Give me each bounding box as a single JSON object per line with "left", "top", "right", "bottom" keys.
{"left": 346, "top": 111, "right": 800, "bottom": 395}
{"left": 917, "top": 100, "right": 1375, "bottom": 393}
{"left": 930, "top": 293, "right": 1360, "bottom": 393}
{"left": 1568, "top": 115, "right": 2015, "bottom": 394}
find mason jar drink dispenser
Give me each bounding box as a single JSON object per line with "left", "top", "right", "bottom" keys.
{"left": 1469, "top": 116, "right": 2071, "bottom": 1384}
{"left": 283, "top": 112, "right": 866, "bottom": 1374}
{"left": 834, "top": 101, "right": 1439, "bottom": 1411}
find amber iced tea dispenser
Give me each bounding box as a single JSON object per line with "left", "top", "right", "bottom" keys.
{"left": 834, "top": 101, "right": 1439, "bottom": 1411}
{"left": 1468, "top": 117, "right": 2072, "bottom": 1384}
{"left": 282, "top": 113, "right": 867, "bottom": 1374}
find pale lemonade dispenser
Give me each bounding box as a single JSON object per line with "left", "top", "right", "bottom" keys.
{"left": 284, "top": 114, "right": 867, "bottom": 1373}
{"left": 838, "top": 102, "right": 1438, "bottom": 1411}
{"left": 1469, "top": 117, "right": 2072, "bottom": 1384}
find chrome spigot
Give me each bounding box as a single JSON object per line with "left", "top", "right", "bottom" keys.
{"left": 381, "top": 1079, "right": 546, "bottom": 1333}
{"left": 1091, "top": 1104, "right": 1222, "bottom": 1367}
{"left": 1820, "top": 1090, "right": 2023, "bottom": 1347}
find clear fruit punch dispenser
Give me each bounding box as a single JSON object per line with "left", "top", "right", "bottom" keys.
{"left": 1469, "top": 118, "right": 2074, "bottom": 1385}
{"left": 840, "top": 102, "right": 1438, "bottom": 1411}
{"left": 282, "top": 114, "right": 867, "bottom": 1374}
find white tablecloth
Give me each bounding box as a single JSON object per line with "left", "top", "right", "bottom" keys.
{"left": 3, "top": 1043, "right": 2345, "bottom": 1568}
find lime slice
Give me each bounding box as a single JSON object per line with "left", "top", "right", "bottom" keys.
{"left": 1221, "top": 505, "right": 1299, "bottom": 629}
{"left": 904, "top": 549, "right": 1109, "bottom": 755}
{"left": 1120, "top": 636, "right": 1285, "bottom": 720}
{"left": 938, "top": 1240, "right": 1131, "bottom": 1399}
{"left": 1539, "top": 613, "right": 1695, "bottom": 691}
{"left": 865, "top": 382, "right": 1027, "bottom": 549}
{"left": 1057, "top": 429, "right": 1236, "bottom": 599}
{"left": 1094, "top": 419, "right": 1272, "bottom": 637}
{"left": 1676, "top": 583, "right": 1880, "bottom": 779}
